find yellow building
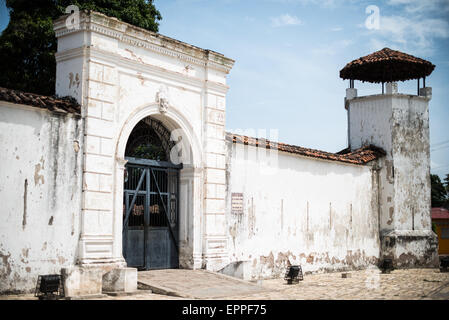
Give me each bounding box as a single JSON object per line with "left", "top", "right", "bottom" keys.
{"left": 432, "top": 208, "right": 449, "bottom": 255}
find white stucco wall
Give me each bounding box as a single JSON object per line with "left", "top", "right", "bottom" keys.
{"left": 53, "top": 11, "right": 235, "bottom": 271}
{"left": 225, "top": 142, "right": 380, "bottom": 279}
{"left": 348, "top": 91, "right": 437, "bottom": 267}
{"left": 0, "top": 102, "right": 83, "bottom": 293}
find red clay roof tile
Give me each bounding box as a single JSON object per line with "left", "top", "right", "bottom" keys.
{"left": 340, "top": 48, "right": 435, "bottom": 83}
{"left": 0, "top": 87, "right": 81, "bottom": 116}
{"left": 432, "top": 207, "right": 449, "bottom": 220}
{"left": 226, "top": 132, "right": 386, "bottom": 165}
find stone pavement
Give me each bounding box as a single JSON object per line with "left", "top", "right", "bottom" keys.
{"left": 137, "top": 269, "right": 269, "bottom": 299}
{"left": 1, "top": 268, "right": 448, "bottom": 300}
{"left": 223, "top": 268, "right": 449, "bottom": 300}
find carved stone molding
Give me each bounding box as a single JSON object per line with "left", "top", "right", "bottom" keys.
{"left": 156, "top": 86, "right": 170, "bottom": 114}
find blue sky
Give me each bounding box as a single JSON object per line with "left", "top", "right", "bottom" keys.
{"left": 1, "top": 0, "right": 449, "bottom": 178}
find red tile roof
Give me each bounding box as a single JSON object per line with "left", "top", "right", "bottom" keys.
{"left": 0, "top": 87, "right": 81, "bottom": 116}
{"left": 226, "top": 132, "right": 386, "bottom": 165}
{"left": 432, "top": 207, "right": 449, "bottom": 220}
{"left": 340, "top": 48, "right": 435, "bottom": 83}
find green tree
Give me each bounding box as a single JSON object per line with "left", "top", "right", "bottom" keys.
{"left": 444, "top": 174, "right": 449, "bottom": 194}
{"left": 131, "top": 144, "right": 166, "bottom": 161}
{"left": 0, "top": 0, "right": 161, "bottom": 96}
{"left": 431, "top": 174, "right": 448, "bottom": 208}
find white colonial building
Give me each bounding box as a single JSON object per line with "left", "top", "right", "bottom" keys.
{"left": 0, "top": 11, "right": 438, "bottom": 296}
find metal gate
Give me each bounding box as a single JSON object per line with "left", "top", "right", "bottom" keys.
{"left": 123, "top": 157, "right": 182, "bottom": 270}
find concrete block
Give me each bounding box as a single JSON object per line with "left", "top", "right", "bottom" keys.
{"left": 419, "top": 87, "right": 432, "bottom": 99}
{"left": 89, "top": 62, "right": 104, "bottom": 82}
{"left": 86, "top": 99, "right": 102, "bottom": 118}
{"left": 84, "top": 154, "right": 113, "bottom": 174}
{"left": 206, "top": 93, "right": 217, "bottom": 108}
{"left": 84, "top": 191, "right": 113, "bottom": 211}
{"left": 82, "top": 210, "right": 113, "bottom": 235}
{"left": 205, "top": 198, "right": 225, "bottom": 213}
{"left": 386, "top": 82, "right": 398, "bottom": 94}
{"left": 86, "top": 117, "right": 114, "bottom": 138}
{"left": 61, "top": 266, "right": 103, "bottom": 298}
{"left": 346, "top": 88, "right": 357, "bottom": 100}
{"left": 205, "top": 138, "right": 226, "bottom": 154}
{"left": 205, "top": 168, "right": 226, "bottom": 184}
{"left": 101, "top": 102, "right": 115, "bottom": 121}
{"left": 88, "top": 81, "right": 116, "bottom": 103}
{"left": 100, "top": 137, "right": 113, "bottom": 156}
{"left": 207, "top": 108, "right": 225, "bottom": 125}
{"left": 102, "top": 268, "right": 137, "bottom": 293}
{"left": 217, "top": 96, "right": 225, "bottom": 110}
{"left": 103, "top": 65, "right": 117, "bottom": 84}
{"left": 85, "top": 135, "right": 101, "bottom": 154}
{"left": 99, "top": 174, "right": 112, "bottom": 192}
{"left": 84, "top": 172, "right": 100, "bottom": 191}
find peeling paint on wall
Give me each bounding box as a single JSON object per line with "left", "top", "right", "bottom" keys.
{"left": 0, "top": 105, "right": 83, "bottom": 293}
{"left": 34, "top": 158, "right": 45, "bottom": 186}
{"left": 22, "top": 179, "right": 27, "bottom": 230}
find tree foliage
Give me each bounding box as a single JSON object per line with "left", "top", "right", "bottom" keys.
{"left": 431, "top": 174, "right": 449, "bottom": 208}
{"left": 131, "top": 144, "right": 166, "bottom": 161}
{"left": 445, "top": 174, "right": 449, "bottom": 194}
{"left": 0, "top": 0, "right": 161, "bottom": 95}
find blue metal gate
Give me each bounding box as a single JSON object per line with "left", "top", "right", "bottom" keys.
{"left": 123, "top": 157, "right": 181, "bottom": 270}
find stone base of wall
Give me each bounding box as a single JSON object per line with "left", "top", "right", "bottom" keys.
{"left": 217, "top": 261, "right": 252, "bottom": 280}
{"left": 380, "top": 230, "right": 439, "bottom": 268}
{"left": 62, "top": 265, "right": 137, "bottom": 298}
{"left": 203, "top": 256, "right": 230, "bottom": 272}
{"left": 102, "top": 268, "right": 137, "bottom": 293}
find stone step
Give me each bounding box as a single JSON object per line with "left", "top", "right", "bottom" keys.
{"left": 138, "top": 269, "right": 268, "bottom": 299}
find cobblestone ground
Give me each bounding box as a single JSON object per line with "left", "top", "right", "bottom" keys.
{"left": 224, "top": 268, "right": 449, "bottom": 300}
{"left": 2, "top": 268, "right": 448, "bottom": 300}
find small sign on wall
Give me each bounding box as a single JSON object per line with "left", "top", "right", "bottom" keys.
{"left": 231, "top": 193, "right": 244, "bottom": 215}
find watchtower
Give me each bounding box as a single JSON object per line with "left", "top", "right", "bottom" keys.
{"left": 341, "top": 48, "right": 438, "bottom": 267}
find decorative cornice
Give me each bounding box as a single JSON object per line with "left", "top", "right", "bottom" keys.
{"left": 55, "top": 46, "right": 230, "bottom": 94}
{"left": 54, "top": 11, "right": 235, "bottom": 74}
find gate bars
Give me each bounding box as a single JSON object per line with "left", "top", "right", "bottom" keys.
{"left": 123, "top": 157, "right": 182, "bottom": 254}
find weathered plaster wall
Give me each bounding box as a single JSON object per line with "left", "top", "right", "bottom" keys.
{"left": 348, "top": 95, "right": 394, "bottom": 233}
{"left": 225, "top": 143, "right": 381, "bottom": 280}
{"left": 348, "top": 92, "right": 437, "bottom": 267}
{"left": 0, "top": 103, "right": 83, "bottom": 293}
{"left": 390, "top": 95, "right": 431, "bottom": 231}
{"left": 53, "top": 11, "right": 234, "bottom": 271}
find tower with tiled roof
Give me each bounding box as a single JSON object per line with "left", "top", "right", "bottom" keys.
{"left": 340, "top": 48, "right": 438, "bottom": 268}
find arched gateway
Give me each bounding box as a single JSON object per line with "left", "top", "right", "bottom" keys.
{"left": 122, "top": 117, "right": 181, "bottom": 270}
{"left": 48, "top": 10, "right": 233, "bottom": 296}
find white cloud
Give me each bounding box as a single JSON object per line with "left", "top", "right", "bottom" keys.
{"left": 387, "top": 0, "right": 449, "bottom": 13}
{"left": 371, "top": 14, "right": 449, "bottom": 55}
{"left": 331, "top": 26, "right": 343, "bottom": 32}
{"left": 368, "top": 38, "right": 388, "bottom": 52}
{"left": 271, "top": 14, "right": 302, "bottom": 27}
{"left": 312, "top": 39, "right": 353, "bottom": 55}
{"left": 266, "top": 0, "right": 347, "bottom": 8}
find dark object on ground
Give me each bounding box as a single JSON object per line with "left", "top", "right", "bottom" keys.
{"left": 380, "top": 258, "right": 394, "bottom": 274}
{"left": 284, "top": 265, "right": 304, "bottom": 284}
{"left": 35, "top": 274, "right": 64, "bottom": 300}
{"left": 440, "top": 256, "right": 449, "bottom": 273}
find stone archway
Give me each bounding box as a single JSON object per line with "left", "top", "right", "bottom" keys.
{"left": 112, "top": 105, "right": 204, "bottom": 270}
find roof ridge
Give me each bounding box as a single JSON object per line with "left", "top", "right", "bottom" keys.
{"left": 226, "top": 132, "right": 385, "bottom": 165}
{"left": 0, "top": 87, "right": 81, "bottom": 116}
{"left": 340, "top": 48, "right": 435, "bottom": 83}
